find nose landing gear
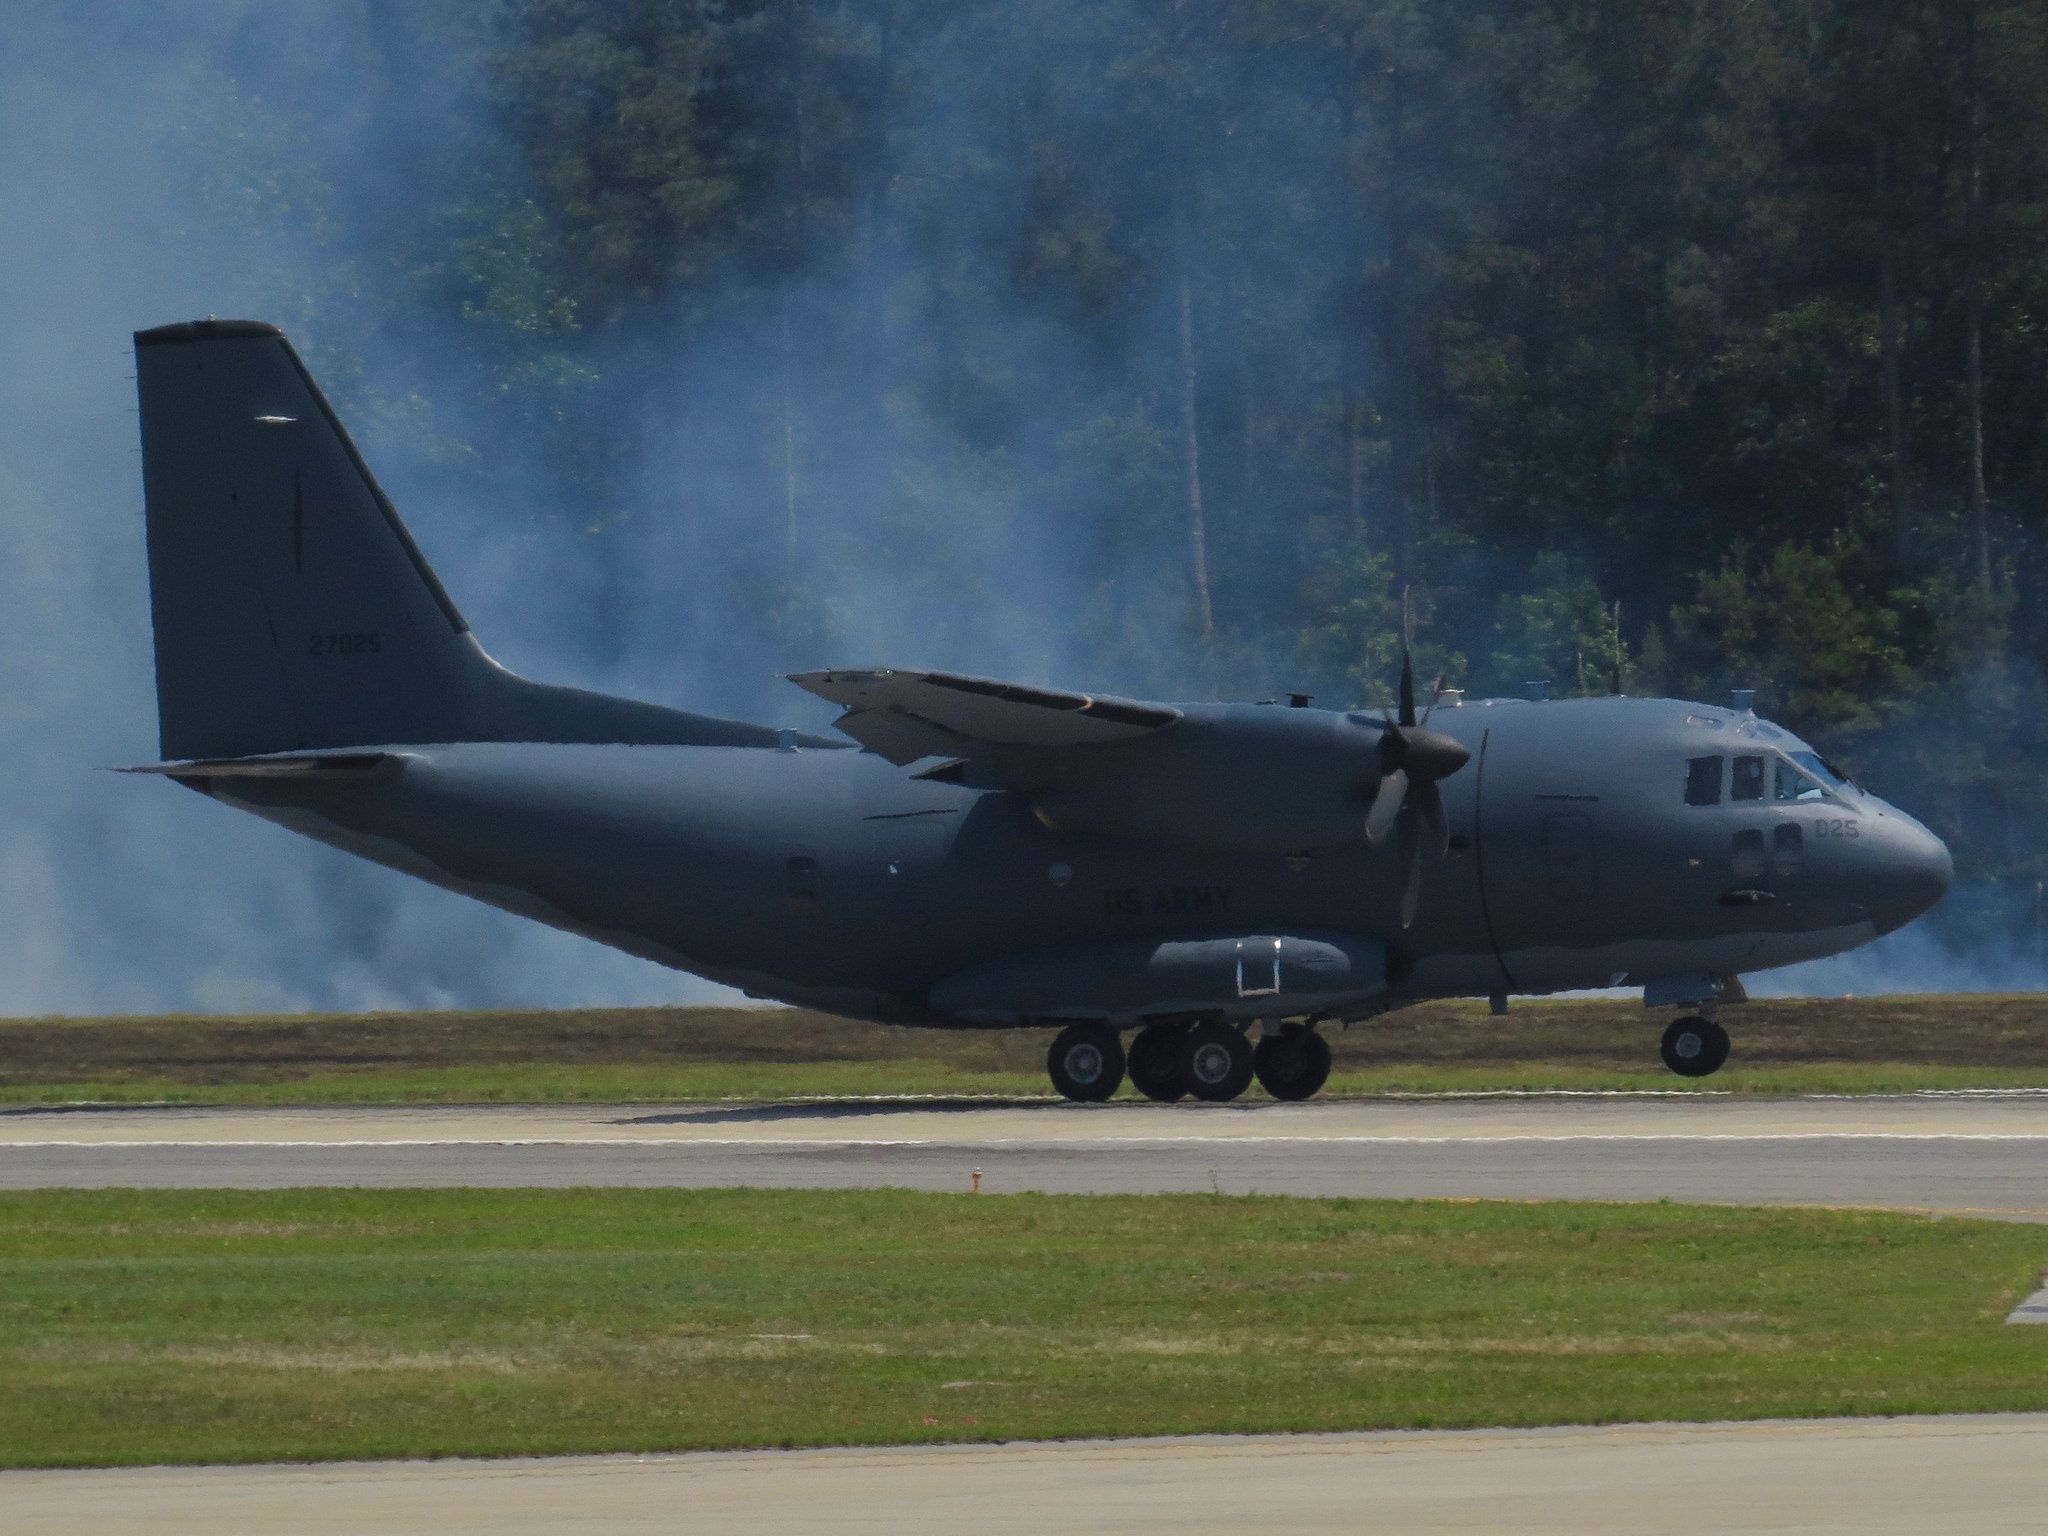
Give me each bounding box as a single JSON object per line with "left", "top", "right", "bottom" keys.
{"left": 1660, "top": 1015, "right": 1730, "bottom": 1077}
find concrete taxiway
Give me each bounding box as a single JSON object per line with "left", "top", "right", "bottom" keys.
{"left": 6, "top": 1094, "right": 2048, "bottom": 1216}
{"left": 11, "top": 1415, "right": 2048, "bottom": 1535}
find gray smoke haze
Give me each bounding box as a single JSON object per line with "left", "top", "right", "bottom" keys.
{"left": 0, "top": 4, "right": 2027, "bottom": 1019}
{"left": 0, "top": 6, "right": 728, "bottom": 1014}
{"left": 0, "top": 3, "right": 1140, "bottom": 1017}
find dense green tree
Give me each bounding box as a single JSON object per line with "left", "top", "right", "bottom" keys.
{"left": 173, "top": 0, "right": 2048, "bottom": 898}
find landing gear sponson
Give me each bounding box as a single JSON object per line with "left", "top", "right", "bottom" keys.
{"left": 1046, "top": 1018, "right": 1332, "bottom": 1103}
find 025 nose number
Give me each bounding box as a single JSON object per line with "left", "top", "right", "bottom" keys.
{"left": 1811, "top": 818, "right": 1860, "bottom": 838}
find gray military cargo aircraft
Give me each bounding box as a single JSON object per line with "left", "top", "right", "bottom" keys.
{"left": 126, "top": 319, "right": 1953, "bottom": 1102}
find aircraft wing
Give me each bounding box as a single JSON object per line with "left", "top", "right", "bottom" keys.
{"left": 787, "top": 669, "right": 1181, "bottom": 765}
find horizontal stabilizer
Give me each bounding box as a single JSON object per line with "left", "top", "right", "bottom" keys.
{"left": 789, "top": 668, "right": 1180, "bottom": 765}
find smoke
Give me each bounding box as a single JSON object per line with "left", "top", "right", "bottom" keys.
{"left": 0, "top": 3, "right": 1178, "bottom": 1016}
{"left": 0, "top": 4, "right": 721, "bottom": 1014}
{"left": 1754, "top": 885, "right": 2048, "bottom": 997}
{"left": 0, "top": 4, "right": 2033, "bottom": 1019}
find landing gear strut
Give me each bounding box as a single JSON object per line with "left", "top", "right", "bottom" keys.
{"left": 1047, "top": 1021, "right": 1125, "bottom": 1102}
{"left": 1660, "top": 1015, "right": 1730, "bottom": 1078}
{"left": 1253, "top": 1023, "right": 1332, "bottom": 1101}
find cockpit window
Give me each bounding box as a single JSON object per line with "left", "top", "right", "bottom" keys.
{"left": 1731, "top": 755, "right": 1765, "bottom": 802}
{"left": 1773, "top": 757, "right": 1828, "bottom": 802}
{"left": 1787, "top": 749, "right": 1854, "bottom": 794}
{"left": 1684, "top": 756, "right": 1722, "bottom": 806}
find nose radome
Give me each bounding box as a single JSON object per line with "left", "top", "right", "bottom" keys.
{"left": 1873, "top": 819, "right": 1953, "bottom": 935}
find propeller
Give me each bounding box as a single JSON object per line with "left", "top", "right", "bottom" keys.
{"left": 1364, "top": 597, "right": 1472, "bottom": 929}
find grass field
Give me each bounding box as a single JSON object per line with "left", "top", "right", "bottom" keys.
{"left": 3, "top": 995, "right": 2048, "bottom": 1104}
{"left": 0, "top": 1188, "right": 2044, "bottom": 1467}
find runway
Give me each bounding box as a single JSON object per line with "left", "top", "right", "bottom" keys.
{"left": 12, "top": 1097, "right": 2048, "bottom": 1531}
{"left": 10, "top": 1415, "right": 2048, "bottom": 1534}
{"left": 8, "top": 1094, "right": 2048, "bottom": 1216}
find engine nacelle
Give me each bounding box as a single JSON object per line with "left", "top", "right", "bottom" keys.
{"left": 1021, "top": 708, "right": 1385, "bottom": 854}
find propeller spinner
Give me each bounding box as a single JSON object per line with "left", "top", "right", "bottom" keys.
{"left": 1364, "top": 631, "right": 1472, "bottom": 928}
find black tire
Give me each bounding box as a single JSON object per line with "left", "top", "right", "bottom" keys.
{"left": 1128, "top": 1022, "right": 1189, "bottom": 1102}
{"left": 1660, "top": 1016, "right": 1730, "bottom": 1078}
{"left": 1182, "top": 1020, "right": 1255, "bottom": 1103}
{"left": 1047, "top": 1021, "right": 1125, "bottom": 1102}
{"left": 1253, "top": 1025, "right": 1332, "bottom": 1101}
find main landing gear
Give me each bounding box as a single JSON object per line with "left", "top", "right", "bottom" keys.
{"left": 1253, "top": 1023, "right": 1333, "bottom": 1101}
{"left": 1126, "top": 1020, "right": 1255, "bottom": 1102}
{"left": 1049, "top": 1019, "right": 1331, "bottom": 1103}
{"left": 1660, "top": 1015, "right": 1730, "bottom": 1078}
{"left": 1046, "top": 1021, "right": 1126, "bottom": 1102}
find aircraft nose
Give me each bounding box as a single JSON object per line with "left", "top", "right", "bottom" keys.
{"left": 1870, "top": 818, "right": 1953, "bottom": 935}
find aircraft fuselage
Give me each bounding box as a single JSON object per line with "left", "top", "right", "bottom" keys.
{"left": 197, "top": 693, "right": 1950, "bottom": 1026}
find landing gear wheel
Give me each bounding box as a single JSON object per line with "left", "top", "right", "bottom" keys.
{"left": 1182, "top": 1021, "right": 1255, "bottom": 1103}
{"left": 1253, "top": 1025, "right": 1332, "bottom": 1101}
{"left": 1128, "top": 1023, "right": 1190, "bottom": 1102}
{"left": 1660, "top": 1016, "right": 1729, "bottom": 1078}
{"left": 1047, "top": 1022, "right": 1125, "bottom": 1102}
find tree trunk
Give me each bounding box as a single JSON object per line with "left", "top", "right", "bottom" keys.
{"left": 779, "top": 4, "right": 810, "bottom": 555}
{"left": 779, "top": 305, "right": 800, "bottom": 553}
{"left": 1179, "top": 268, "right": 1216, "bottom": 638}
{"left": 1340, "top": 23, "right": 1368, "bottom": 539}
{"left": 1963, "top": 2, "right": 1991, "bottom": 596}
{"left": 1876, "top": 135, "right": 1909, "bottom": 529}
{"left": 1237, "top": 276, "right": 1260, "bottom": 515}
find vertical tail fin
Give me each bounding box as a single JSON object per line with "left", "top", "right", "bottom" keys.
{"left": 134, "top": 319, "right": 779, "bottom": 758}
{"left": 136, "top": 320, "right": 486, "bottom": 759}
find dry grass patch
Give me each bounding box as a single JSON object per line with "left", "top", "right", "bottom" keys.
{"left": 7, "top": 994, "right": 2048, "bottom": 1103}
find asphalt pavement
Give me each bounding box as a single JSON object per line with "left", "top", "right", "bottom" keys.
{"left": 6, "top": 1094, "right": 2048, "bottom": 1216}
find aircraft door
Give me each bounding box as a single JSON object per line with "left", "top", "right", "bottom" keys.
{"left": 1476, "top": 718, "right": 1607, "bottom": 993}
{"left": 1544, "top": 813, "right": 1597, "bottom": 901}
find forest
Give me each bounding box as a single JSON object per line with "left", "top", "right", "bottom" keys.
{"left": 114, "top": 1, "right": 2048, "bottom": 919}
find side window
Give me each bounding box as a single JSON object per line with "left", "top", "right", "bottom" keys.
{"left": 1731, "top": 828, "right": 1767, "bottom": 880}
{"left": 1731, "top": 755, "right": 1765, "bottom": 802}
{"left": 1773, "top": 822, "right": 1805, "bottom": 876}
{"left": 1774, "top": 758, "right": 1824, "bottom": 802}
{"left": 784, "top": 855, "right": 820, "bottom": 917}
{"left": 1685, "top": 756, "right": 1723, "bottom": 806}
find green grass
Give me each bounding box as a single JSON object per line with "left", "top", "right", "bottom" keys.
{"left": 6, "top": 995, "right": 2048, "bottom": 1104}
{"left": 1, "top": 1189, "right": 2045, "bottom": 1467}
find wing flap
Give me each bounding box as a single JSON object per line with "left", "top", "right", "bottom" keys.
{"left": 117, "top": 751, "right": 396, "bottom": 779}
{"left": 789, "top": 669, "right": 1179, "bottom": 765}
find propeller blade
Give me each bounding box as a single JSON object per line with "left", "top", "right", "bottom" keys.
{"left": 1417, "top": 778, "right": 1448, "bottom": 856}
{"left": 1420, "top": 671, "right": 1448, "bottom": 724}
{"left": 1396, "top": 810, "right": 1423, "bottom": 929}
{"left": 1365, "top": 767, "right": 1408, "bottom": 845}
{"left": 1398, "top": 645, "right": 1416, "bottom": 728}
